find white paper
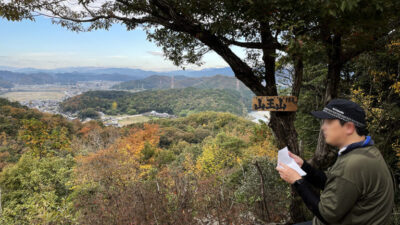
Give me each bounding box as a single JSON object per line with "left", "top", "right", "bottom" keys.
{"left": 277, "top": 146, "right": 307, "bottom": 176}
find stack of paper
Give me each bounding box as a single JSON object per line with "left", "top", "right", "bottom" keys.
{"left": 277, "top": 146, "right": 307, "bottom": 176}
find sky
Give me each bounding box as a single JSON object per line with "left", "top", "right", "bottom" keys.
{"left": 0, "top": 16, "right": 245, "bottom": 71}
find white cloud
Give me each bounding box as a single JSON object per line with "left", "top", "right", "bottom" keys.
{"left": 146, "top": 51, "right": 164, "bottom": 56}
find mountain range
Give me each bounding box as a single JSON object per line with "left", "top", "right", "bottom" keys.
{"left": 0, "top": 65, "right": 290, "bottom": 90}
{"left": 0, "top": 66, "right": 234, "bottom": 77}
{"left": 0, "top": 66, "right": 235, "bottom": 87}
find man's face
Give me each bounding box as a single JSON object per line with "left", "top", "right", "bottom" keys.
{"left": 321, "top": 118, "right": 347, "bottom": 147}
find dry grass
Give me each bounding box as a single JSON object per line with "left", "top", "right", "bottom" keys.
{"left": 103, "top": 114, "right": 154, "bottom": 126}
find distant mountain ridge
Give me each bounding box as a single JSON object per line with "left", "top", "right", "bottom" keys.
{"left": 112, "top": 74, "right": 250, "bottom": 91}
{"left": 0, "top": 66, "right": 234, "bottom": 77}
{"left": 0, "top": 70, "right": 141, "bottom": 85}
{"left": 0, "top": 66, "right": 234, "bottom": 85}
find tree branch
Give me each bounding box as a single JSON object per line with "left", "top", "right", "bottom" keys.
{"left": 219, "top": 36, "right": 284, "bottom": 50}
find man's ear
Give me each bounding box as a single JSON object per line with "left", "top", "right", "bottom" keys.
{"left": 345, "top": 121, "right": 356, "bottom": 135}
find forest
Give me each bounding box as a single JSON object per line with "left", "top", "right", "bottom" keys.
{"left": 0, "top": 97, "right": 291, "bottom": 224}
{"left": 60, "top": 88, "right": 251, "bottom": 118}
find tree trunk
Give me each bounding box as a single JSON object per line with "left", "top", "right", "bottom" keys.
{"left": 311, "top": 34, "right": 342, "bottom": 169}
{"left": 270, "top": 54, "right": 307, "bottom": 223}
{"left": 269, "top": 111, "right": 307, "bottom": 223}
{"left": 259, "top": 24, "right": 306, "bottom": 221}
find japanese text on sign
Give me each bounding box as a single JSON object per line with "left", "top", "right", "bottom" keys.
{"left": 252, "top": 96, "right": 298, "bottom": 111}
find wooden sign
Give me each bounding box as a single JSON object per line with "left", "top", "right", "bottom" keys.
{"left": 252, "top": 96, "right": 298, "bottom": 111}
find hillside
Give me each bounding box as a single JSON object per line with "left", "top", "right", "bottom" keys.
{"left": 111, "top": 74, "right": 254, "bottom": 109}
{"left": 0, "top": 78, "right": 13, "bottom": 88}
{"left": 112, "top": 75, "right": 196, "bottom": 90}
{"left": 60, "top": 87, "right": 249, "bottom": 117}
{"left": 0, "top": 98, "right": 73, "bottom": 169}
{"left": 0, "top": 96, "right": 290, "bottom": 224}
{"left": 112, "top": 74, "right": 252, "bottom": 93}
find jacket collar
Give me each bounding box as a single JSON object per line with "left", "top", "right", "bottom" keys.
{"left": 338, "top": 135, "right": 374, "bottom": 156}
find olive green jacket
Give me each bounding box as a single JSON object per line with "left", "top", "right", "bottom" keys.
{"left": 313, "top": 145, "right": 395, "bottom": 225}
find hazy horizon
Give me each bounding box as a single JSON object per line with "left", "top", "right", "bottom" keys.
{"left": 0, "top": 65, "right": 233, "bottom": 73}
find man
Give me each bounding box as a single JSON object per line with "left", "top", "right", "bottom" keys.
{"left": 276, "top": 98, "right": 396, "bottom": 225}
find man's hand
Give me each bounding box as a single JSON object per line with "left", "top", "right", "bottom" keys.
{"left": 276, "top": 162, "right": 302, "bottom": 184}
{"left": 288, "top": 151, "right": 304, "bottom": 167}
